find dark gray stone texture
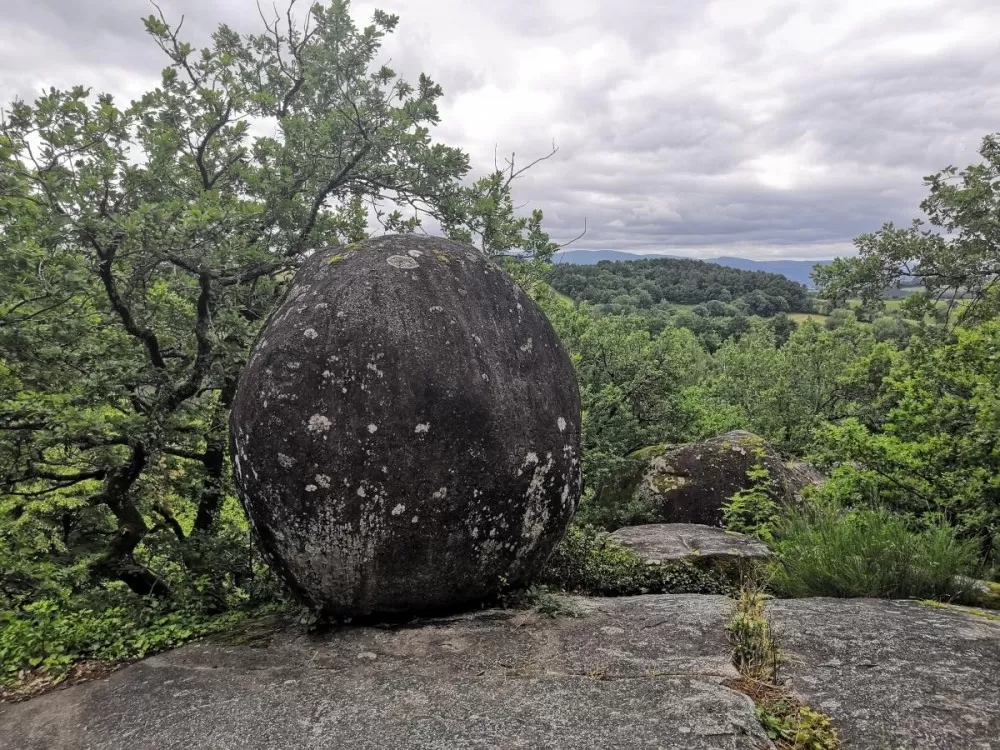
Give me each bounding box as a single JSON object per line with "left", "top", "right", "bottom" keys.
{"left": 625, "top": 431, "right": 821, "bottom": 527}
{"left": 769, "top": 598, "right": 1000, "bottom": 750}
{"left": 3, "top": 596, "right": 999, "bottom": 749}
{"left": 229, "top": 236, "right": 581, "bottom": 618}
{"left": 610, "top": 523, "right": 772, "bottom": 565}
{"left": 0, "top": 596, "right": 765, "bottom": 750}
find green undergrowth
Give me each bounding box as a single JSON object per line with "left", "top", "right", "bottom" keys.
{"left": 535, "top": 525, "right": 732, "bottom": 596}
{"left": 725, "top": 578, "right": 840, "bottom": 750}
{"left": 0, "top": 595, "right": 289, "bottom": 688}
{"left": 767, "top": 499, "right": 981, "bottom": 600}
{"left": 500, "top": 584, "right": 581, "bottom": 618}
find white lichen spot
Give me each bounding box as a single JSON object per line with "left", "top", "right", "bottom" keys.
{"left": 303, "top": 328, "right": 319, "bottom": 339}
{"left": 415, "top": 423, "right": 430, "bottom": 434}
{"left": 322, "top": 370, "right": 333, "bottom": 379}
{"left": 519, "top": 338, "right": 534, "bottom": 353}
{"left": 525, "top": 452, "right": 539, "bottom": 464}
{"left": 337, "top": 311, "right": 345, "bottom": 318}
{"left": 305, "top": 484, "right": 318, "bottom": 492}
{"left": 315, "top": 302, "right": 329, "bottom": 310}
{"left": 387, "top": 254, "right": 419, "bottom": 269}
{"left": 366, "top": 362, "right": 384, "bottom": 378}
{"left": 432, "top": 487, "right": 447, "bottom": 500}
{"left": 367, "top": 423, "right": 378, "bottom": 434}
{"left": 429, "top": 305, "right": 444, "bottom": 313}
{"left": 557, "top": 417, "right": 567, "bottom": 432}
{"left": 277, "top": 453, "right": 295, "bottom": 468}
{"left": 391, "top": 503, "right": 406, "bottom": 516}
{"left": 307, "top": 414, "right": 332, "bottom": 433}
{"left": 411, "top": 516, "right": 420, "bottom": 524}
{"left": 356, "top": 486, "right": 367, "bottom": 497}
{"left": 286, "top": 361, "right": 301, "bottom": 370}
{"left": 407, "top": 249, "right": 423, "bottom": 258}
{"left": 481, "top": 373, "right": 489, "bottom": 381}
{"left": 471, "top": 527, "right": 480, "bottom": 539}
{"left": 341, "top": 387, "right": 348, "bottom": 394}
{"left": 473, "top": 335, "right": 482, "bottom": 345}
{"left": 315, "top": 474, "right": 331, "bottom": 488}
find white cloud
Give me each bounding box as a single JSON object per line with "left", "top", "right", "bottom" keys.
{"left": 2, "top": 0, "right": 999, "bottom": 259}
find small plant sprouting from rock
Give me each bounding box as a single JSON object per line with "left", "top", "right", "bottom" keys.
{"left": 500, "top": 585, "right": 579, "bottom": 618}
{"left": 725, "top": 580, "right": 780, "bottom": 682}
{"left": 725, "top": 578, "right": 840, "bottom": 749}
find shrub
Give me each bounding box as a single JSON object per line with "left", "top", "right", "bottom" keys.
{"left": 722, "top": 464, "right": 782, "bottom": 541}
{"left": 726, "top": 583, "right": 780, "bottom": 683}
{"left": 536, "top": 525, "right": 730, "bottom": 596}
{"left": 0, "top": 590, "right": 288, "bottom": 686}
{"left": 769, "top": 499, "right": 980, "bottom": 600}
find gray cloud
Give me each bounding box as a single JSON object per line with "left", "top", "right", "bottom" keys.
{"left": 2, "top": 0, "right": 998, "bottom": 260}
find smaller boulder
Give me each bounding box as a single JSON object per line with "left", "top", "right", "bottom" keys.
{"left": 610, "top": 523, "right": 771, "bottom": 569}
{"left": 604, "top": 431, "right": 821, "bottom": 528}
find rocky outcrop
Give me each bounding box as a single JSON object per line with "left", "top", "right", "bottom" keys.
{"left": 610, "top": 524, "right": 771, "bottom": 569}
{"left": 609, "top": 431, "right": 821, "bottom": 528}
{"left": 4, "top": 596, "right": 998, "bottom": 750}
{"left": 229, "top": 236, "right": 581, "bottom": 619}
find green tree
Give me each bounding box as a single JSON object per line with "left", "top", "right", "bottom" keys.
{"left": 535, "top": 291, "right": 710, "bottom": 495}
{"left": 811, "top": 321, "right": 1000, "bottom": 559}
{"left": 0, "top": 1, "right": 552, "bottom": 602}
{"left": 814, "top": 133, "right": 1000, "bottom": 324}
{"left": 708, "top": 320, "right": 875, "bottom": 453}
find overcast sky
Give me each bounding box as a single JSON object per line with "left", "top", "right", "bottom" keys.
{"left": 3, "top": 0, "right": 999, "bottom": 260}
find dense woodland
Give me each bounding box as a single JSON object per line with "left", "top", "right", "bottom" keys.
{"left": 1, "top": 0, "right": 998, "bottom": 689}
{"left": 550, "top": 256, "right": 813, "bottom": 316}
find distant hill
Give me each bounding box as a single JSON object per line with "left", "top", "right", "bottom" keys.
{"left": 549, "top": 255, "right": 812, "bottom": 316}
{"left": 553, "top": 250, "right": 832, "bottom": 288}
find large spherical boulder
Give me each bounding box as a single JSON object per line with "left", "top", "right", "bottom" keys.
{"left": 230, "top": 235, "right": 581, "bottom": 618}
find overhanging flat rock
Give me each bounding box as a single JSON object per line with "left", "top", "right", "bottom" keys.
{"left": 610, "top": 523, "right": 771, "bottom": 566}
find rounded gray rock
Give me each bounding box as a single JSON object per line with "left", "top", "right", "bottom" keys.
{"left": 230, "top": 235, "right": 581, "bottom": 618}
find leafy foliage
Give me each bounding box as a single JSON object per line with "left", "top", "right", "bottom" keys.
{"left": 814, "top": 133, "right": 1000, "bottom": 325}
{"left": 768, "top": 497, "right": 980, "bottom": 600}
{"left": 551, "top": 256, "right": 812, "bottom": 316}
{"left": 0, "top": 0, "right": 563, "bottom": 687}
{"left": 722, "top": 464, "right": 783, "bottom": 542}
{"left": 536, "top": 525, "right": 730, "bottom": 596}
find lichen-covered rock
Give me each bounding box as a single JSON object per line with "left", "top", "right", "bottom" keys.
{"left": 610, "top": 524, "right": 772, "bottom": 567}
{"left": 604, "top": 431, "right": 820, "bottom": 528}
{"left": 229, "top": 236, "right": 581, "bottom": 618}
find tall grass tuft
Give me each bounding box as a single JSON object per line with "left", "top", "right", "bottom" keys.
{"left": 769, "top": 500, "right": 980, "bottom": 600}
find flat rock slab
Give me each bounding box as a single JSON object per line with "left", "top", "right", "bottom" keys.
{"left": 769, "top": 598, "right": 1000, "bottom": 750}
{"left": 3, "top": 596, "right": 998, "bottom": 750}
{"left": 0, "top": 595, "right": 766, "bottom": 750}
{"left": 610, "top": 523, "right": 771, "bottom": 565}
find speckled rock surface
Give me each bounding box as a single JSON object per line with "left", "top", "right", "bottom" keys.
{"left": 612, "top": 431, "right": 820, "bottom": 527}
{"left": 610, "top": 524, "right": 771, "bottom": 566}
{"left": 769, "top": 598, "right": 1000, "bottom": 750}
{"left": 229, "top": 236, "right": 581, "bottom": 618}
{"left": 5, "top": 596, "right": 999, "bottom": 750}
{"left": 0, "top": 595, "right": 769, "bottom": 750}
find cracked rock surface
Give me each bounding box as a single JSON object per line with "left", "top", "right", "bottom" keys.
{"left": 3, "top": 595, "right": 998, "bottom": 749}
{"left": 0, "top": 595, "right": 765, "bottom": 750}
{"left": 769, "top": 598, "right": 1000, "bottom": 750}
